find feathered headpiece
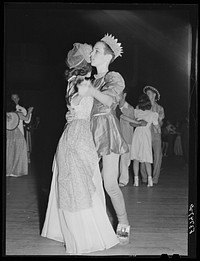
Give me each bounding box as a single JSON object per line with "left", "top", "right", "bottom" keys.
{"left": 101, "top": 33, "right": 123, "bottom": 59}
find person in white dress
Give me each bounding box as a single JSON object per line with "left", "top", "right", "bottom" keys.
{"left": 120, "top": 94, "right": 159, "bottom": 187}
{"left": 41, "top": 43, "right": 119, "bottom": 254}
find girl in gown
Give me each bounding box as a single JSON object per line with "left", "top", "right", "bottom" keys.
{"left": 6, "top": 100, "right": 33, "bottom": 177}
{"left": 41, "top": 43, "right": 119, "bottom": 254}
{"left": 120, "top": 94, "right": 159, "bottom": 187}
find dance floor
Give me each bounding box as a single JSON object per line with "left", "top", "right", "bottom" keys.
{"left": 5, "top": 156, "right": 189, "bottom": 257}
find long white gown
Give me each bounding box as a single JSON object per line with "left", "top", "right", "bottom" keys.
{"left": 41, "top": 95, "right": 119, "bottom": 254}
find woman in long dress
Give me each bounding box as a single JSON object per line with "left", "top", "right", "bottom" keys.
{"left": 6, "top": 101, "right": 33, "bottom": 177}
{"left": 41, "top": 43, "right": 119, "bottom": 254}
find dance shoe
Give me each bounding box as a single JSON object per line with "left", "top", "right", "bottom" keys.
{"left": 119, "top": 182, "right": 127, "bottom": 187}
{"left": 147, "top": 176, "right": 153, "bottom": 187}
{"left": 133, "top": 176, "right": 139, "bottom": 187}
{"left": 116, "top": 223, "right": 130, "bottom": 245}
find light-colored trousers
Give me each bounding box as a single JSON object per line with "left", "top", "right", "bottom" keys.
{"left": 140, "top": 133, "right": 162, "bottom": 183}
{"left": 119, "top": 144, "right": 131, "bottom": 185}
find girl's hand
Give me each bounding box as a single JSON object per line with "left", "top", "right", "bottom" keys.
{"left": 67, "top": 105, "right": 73, "bottom": 112}
{"left": 138, "top": 120, "right": 147, "bottom": 126}
{"left": 77, "top": 79, "right": 93, "bottom": 97}
{"left": 65, "top": 108, "right": 75, "bottom": 123}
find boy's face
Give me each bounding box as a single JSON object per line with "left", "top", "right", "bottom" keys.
{"left": 90, "top": 42, "right": 110, "bottom": 67}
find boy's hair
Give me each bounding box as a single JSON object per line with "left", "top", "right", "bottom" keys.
{"left": 100, "top": 41, "right": 115, "bottom": 64}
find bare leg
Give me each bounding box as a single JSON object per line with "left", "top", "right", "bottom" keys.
{"left": 145, "top": 162, "right": 153, "bottom": 187}
{"left": 119, "top": 144, "right": 131, "bottom": 186}
{"left": 140, "top": 162, "right": 147, "bottom": 183}
{"left": 102, "top": 153, "right": 129, "bottom": 225}
{"left": 152, "top": 134, "right": 162, "bottom": 184}
{"left": 133, "top": 159, "right": 139, "bottom": 186}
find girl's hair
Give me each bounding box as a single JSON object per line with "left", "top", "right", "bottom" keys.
{"left": 64, "top": 60, "right": 92, "bottom": 80}
{"left": 138, "top": 94, "right": 152, "bottom": 111}
{"left": 100, "top": 41, "right": 115, "bottom": 64}
{"left": 65, "top": 62, "right": 92, "bottom": 106}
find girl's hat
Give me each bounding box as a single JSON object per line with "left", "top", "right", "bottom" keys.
{"left": 143, "top": 85, "right": 160, "bottom": 101}
{"left": 66, "top": 43, "right": 92, "bottom": 69}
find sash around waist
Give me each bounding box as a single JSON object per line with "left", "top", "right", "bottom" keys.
{"left": 92, "top": 109, "right": 114, "bottom": 117}
{"left": 93, "top": 112, "right": 110, "bottom": 117}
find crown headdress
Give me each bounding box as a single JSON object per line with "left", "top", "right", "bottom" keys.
{"left": 101, "top": 33, "right": 123, "bottom": 59}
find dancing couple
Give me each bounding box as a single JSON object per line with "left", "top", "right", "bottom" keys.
{"left": 41, "top": 34, "right": 143, "bottom": 254}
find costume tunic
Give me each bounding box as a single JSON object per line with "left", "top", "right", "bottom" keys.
{"left": 90, "top": 71, "right": 129, "bottom": 157}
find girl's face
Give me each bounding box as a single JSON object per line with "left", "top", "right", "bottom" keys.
{"left": 90, "top": 42, "right": 109, "bottom": 67}
{"left": 146, "top": 90, "right": 156, "bottom": 102}
{"left": 11, "top": 94, "right": 19, "bottom": 105}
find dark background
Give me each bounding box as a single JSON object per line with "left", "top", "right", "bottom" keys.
{"left": 3, "top": 4, "right": 197, "bottom": 252}
{"left": 4, "top": 3, "right": 197, "bottom": 167}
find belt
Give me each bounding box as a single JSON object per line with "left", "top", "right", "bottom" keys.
{"left": 93, "top": 112, "right": 110, "bottom": 117}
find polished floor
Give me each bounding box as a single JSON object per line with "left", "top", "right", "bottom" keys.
{"left": 5, "top": 155, "right": 189, "bottom": 257}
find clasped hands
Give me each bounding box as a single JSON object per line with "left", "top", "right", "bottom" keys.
{"left": 66, "top": 79, "right": 95, "bottom": 123}
{"left": 129, "top": 119, "right": 147, "bottom": 127}
{"left": 77, "top": 78, "right": 95, "bottom": 97}
{"left": 65, "top": 105, "right": 75, "bottom": 123}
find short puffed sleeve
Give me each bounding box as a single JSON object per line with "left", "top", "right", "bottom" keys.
{"left": 101, "top": 71, "right": 125, "bottom": 104}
